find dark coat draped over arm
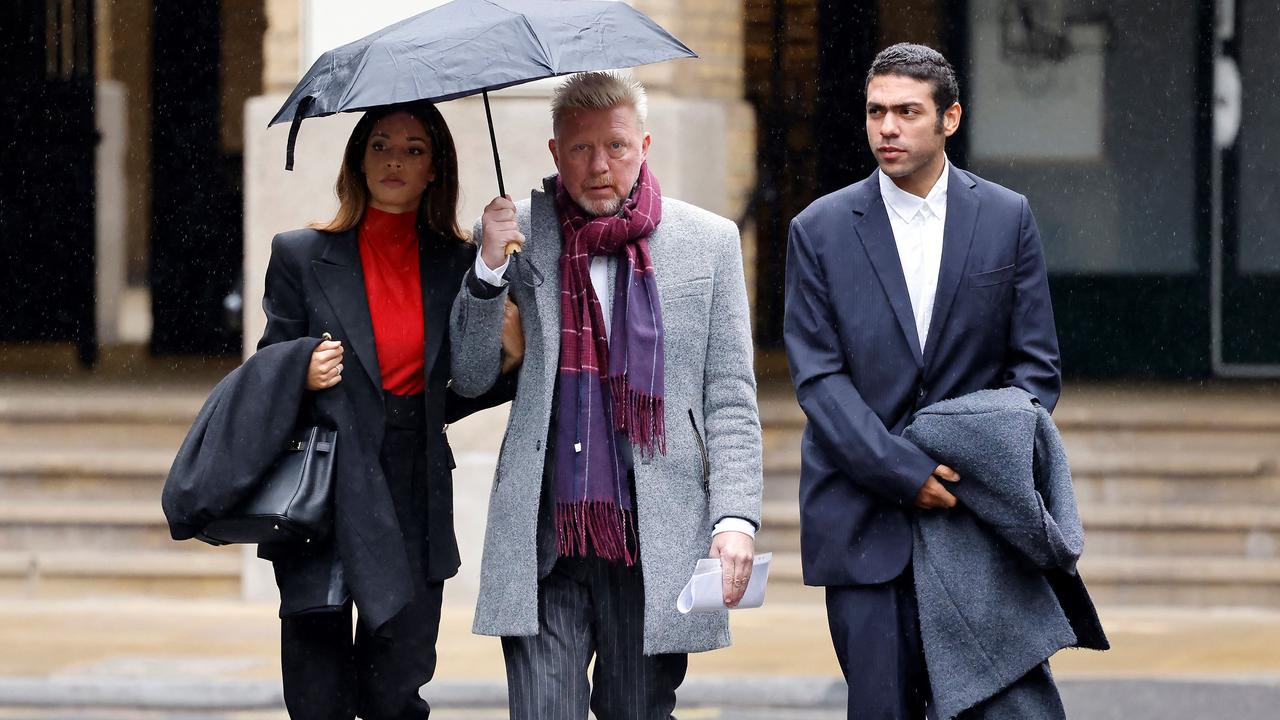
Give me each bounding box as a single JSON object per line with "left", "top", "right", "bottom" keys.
{"left": 904, "top": 387, "right": 1108, "bottom": 720}
{"left": 162, "top": 337, "right": 319, "bottom": 540}
{"left": 161, "top": 334, "right": 421, "bottom": 627}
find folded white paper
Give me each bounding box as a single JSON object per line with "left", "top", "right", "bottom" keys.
{"left": 676, "top": 552, "right": 772, "bottom": 614}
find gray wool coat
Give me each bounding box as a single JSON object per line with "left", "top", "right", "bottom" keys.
{"left": 449, "top": 179, "right": 763, "bottom": 655}
{"left": 904, "top": 387, "right": 1109, "bottom": 720}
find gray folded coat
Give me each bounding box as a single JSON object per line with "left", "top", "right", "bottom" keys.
{"left": 904, "top": 387, "right": 1109, "bottom": 720}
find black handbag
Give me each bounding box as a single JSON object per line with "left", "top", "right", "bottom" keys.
{"left": 197, "top": 426, "right": 338, "bottom": 546}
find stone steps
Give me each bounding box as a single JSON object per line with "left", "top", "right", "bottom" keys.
{"left": 0, "top": 448, "right": 174, "bottom": 500}
{"left": 762, "top": 471, "right": 1280, "bottom": 508}
{"left": 758, "top": 501, "right": 1280, "bottom": 558}
{"left": 0, "top": 549, "right": 240, "bottom": 599}
{"left": 1083, "top": 505, "right": 1280, "bottom": 559}
{"left": 0, "top": 380, "right": 227, "bottom": 599}
{"left": 758, "top": 384, "right": 1280, "bottom": 433}
{"left": 0, "top": 499, "right": 192, "bottom": 551}
{"left": 760, "top": 444, "right": 1273, "bottom": 481}
{"left": 764, "top": 551, "right": 1280, "bottom": 608}
{"left": 1072, "top": 473, "right": 1280, "bottom": 506}
{"left": 0, "top": 383, "right": 206, "bottom": 425}
{"left": 755, "top": 384, "right": 1280, "bottom": 608}
{"left": 1079, "top": 556, "right": 1280, "bottom": 607}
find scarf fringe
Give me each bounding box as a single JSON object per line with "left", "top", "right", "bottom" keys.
{"left": 556, "top": 500, "right": 637, "bottom": 566}
{"left": 608, "top": 375, "right": 666, "bottom": 457}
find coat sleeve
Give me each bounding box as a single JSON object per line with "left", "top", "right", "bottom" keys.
{"left": 701, "top": 220, "right": 763, "bottom": 529}
{"left": 1002, "top": 197, "right": 1062, "bottom": 412}
{"left": 258, "top": 233, "right": 309, "bottom": 350}
{"left": 449, "top": 221, "right": 510, "bottom": 398}
{"left": 783, "top": 216, "right": 938, "bottom": 505}
{"left": 444, "top": 372, "right": 518, "bottom": 424}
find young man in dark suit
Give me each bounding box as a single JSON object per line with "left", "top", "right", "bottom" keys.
{"left": 783, "top": 43, "right": 1062, "bottom": 719}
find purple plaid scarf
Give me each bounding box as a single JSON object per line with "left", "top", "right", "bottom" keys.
{"left": 552, "top": 162, "right": 666, "bottom": 565}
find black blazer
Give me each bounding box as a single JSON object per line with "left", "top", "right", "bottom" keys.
{"left": 784, "top": 165, "right": 1062, "bottom": 588}
{"left": 257, "top": 226, "right": 512, "bottom": 619}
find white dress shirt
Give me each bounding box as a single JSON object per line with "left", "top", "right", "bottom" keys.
{"left": 878, "top": 160, "right": 949, "bottom": 353}
{"left": 475, "top": 254, "right": 755, "bottom": 539}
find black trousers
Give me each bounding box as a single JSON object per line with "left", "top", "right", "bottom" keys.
{"left": 280, "top": 393, "right": 444, "bottom": 720}
{"left": 827, "top": 567, "right": 1066, "bottom": 720}
{"left": 826, "top": 567, "right": 931, "bottom": 720}
{"left": 502, "top": 556, "right": 688, "bottom": 720}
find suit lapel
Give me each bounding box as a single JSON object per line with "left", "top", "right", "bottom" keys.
{"left": 922, "top": 167, "right": 980, "bottom": 372}
{"left": 312, "top": 229, "right": 383, "bottom": 393}
{"left": 853, "top": 176, "right": 924, "bottom": 367}
{"left": 530, "top": 186, "right": 563, "bottom": 345}
{"left": 419, "top": 240, "right": 455, "bottom": 389}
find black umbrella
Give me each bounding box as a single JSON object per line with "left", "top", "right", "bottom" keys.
{"left": 269, "top": 0, "right": 696, "bottom": 197}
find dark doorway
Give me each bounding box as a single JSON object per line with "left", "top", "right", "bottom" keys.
{"left": 148, "top": 0, "right": 242, "bottom": 355}
{"left": 745, "top": 0, "right": 882, "bottom": 348}
{"left": 0, "top": 0, "right": 98, "bottom": 365}
{"left": 1217, "top": 0, "right": 1280, "bottom": 372}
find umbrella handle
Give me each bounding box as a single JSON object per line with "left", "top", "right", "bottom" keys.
{"left": 483, "top": 90, "right": 541, "bottom": 287}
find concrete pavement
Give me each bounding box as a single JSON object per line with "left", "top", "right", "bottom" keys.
{"left": 3, "top": 596, "right": 1279, "bottom": 713}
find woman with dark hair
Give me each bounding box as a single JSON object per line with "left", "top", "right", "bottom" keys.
{"left": 256, "top": 100, "right": 519, "bottom": 719}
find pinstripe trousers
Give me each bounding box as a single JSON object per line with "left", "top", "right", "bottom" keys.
{"left": 501, "top": 556, "right": 688, "bottom": 720}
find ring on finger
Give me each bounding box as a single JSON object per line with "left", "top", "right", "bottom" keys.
{"left": 336, "top": 363, "right": 344, "bottom": 375}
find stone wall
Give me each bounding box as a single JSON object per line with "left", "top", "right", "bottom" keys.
{"left": 96, "top": 81, "right": 128, "bottom": 345}
{"left": 101, "top": 0, "right": 153, "bottom": 283}
{"left": 635, "top": 0, "right": 757, "bottom": 295}
{"left": 262, "top": 0, "right": 301, "bottom": 95}
{"left": 221, "top": 0, "right": 266, "bottom": 154}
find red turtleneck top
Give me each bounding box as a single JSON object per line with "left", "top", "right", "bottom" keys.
{"left": 359, "top": 206, "right": 425, "bottom": 396}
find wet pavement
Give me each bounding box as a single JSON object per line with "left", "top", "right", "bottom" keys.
{"left": 1, "top": 598, "right": 1279, "bottom": 718}
{"left": 2, "top": 678, "right": 1280, "bottom": 719}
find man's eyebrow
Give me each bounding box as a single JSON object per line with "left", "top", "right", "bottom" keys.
{"left": 867, "top": 101, "right": 926, "bottom": 110}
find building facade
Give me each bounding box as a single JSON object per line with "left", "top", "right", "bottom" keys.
{"left": 3, "top": 0, "right": 1278, "bottom": 379}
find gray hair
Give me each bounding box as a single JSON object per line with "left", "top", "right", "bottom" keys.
{"left": 551, "top": 71, "right": 648, "bottom": 135}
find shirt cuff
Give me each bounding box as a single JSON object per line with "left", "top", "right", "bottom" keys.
{"left": 712, "top": 516, "right": 757, "bottom": 538}
{"left": 474, "top": 254, "right": 510, "bottom": 287}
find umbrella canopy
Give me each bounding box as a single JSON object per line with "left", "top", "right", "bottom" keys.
{"left": 270, "top": 0, "right": 696, "bottom": 169}
{"left": 271, "top": 0, "right": 696, "bottom": 286}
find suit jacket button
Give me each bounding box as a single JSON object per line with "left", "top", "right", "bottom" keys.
{"left": 917, "top": 387, "right": 926, "bottom": 400}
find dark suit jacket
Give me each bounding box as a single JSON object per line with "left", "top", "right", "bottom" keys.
{"left": 783, "top": 165, "right": 1061, "bottom": 587}
{"left": 255, "top": 226, "right": 512, "bottom": 622}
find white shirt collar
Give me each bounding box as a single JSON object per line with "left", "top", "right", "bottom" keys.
{"left": 878, "top": 157, "right": 950, "bottom": 223}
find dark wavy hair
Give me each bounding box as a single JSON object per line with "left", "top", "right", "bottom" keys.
{"left": 314, "top": 100, "right": 465, "bottom": 247}
{"left": 865, "top": 43, "right": 960, "bottom": 127}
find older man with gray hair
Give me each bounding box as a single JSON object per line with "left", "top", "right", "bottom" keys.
{"left": 449, "top": 71, "right": 762, "bottom": 718}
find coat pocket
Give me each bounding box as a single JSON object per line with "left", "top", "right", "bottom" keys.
{"left": 493, "top": 428, "right": 512, "bottom": 490}
{"left": 688, "top": 408, "right": 710, "bottom": 495}
{"left": 968, "top": 263, "right": 1016, "bottom": 288}
{"left": 659, "top": 276, "right": 711, "bottom": 300}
